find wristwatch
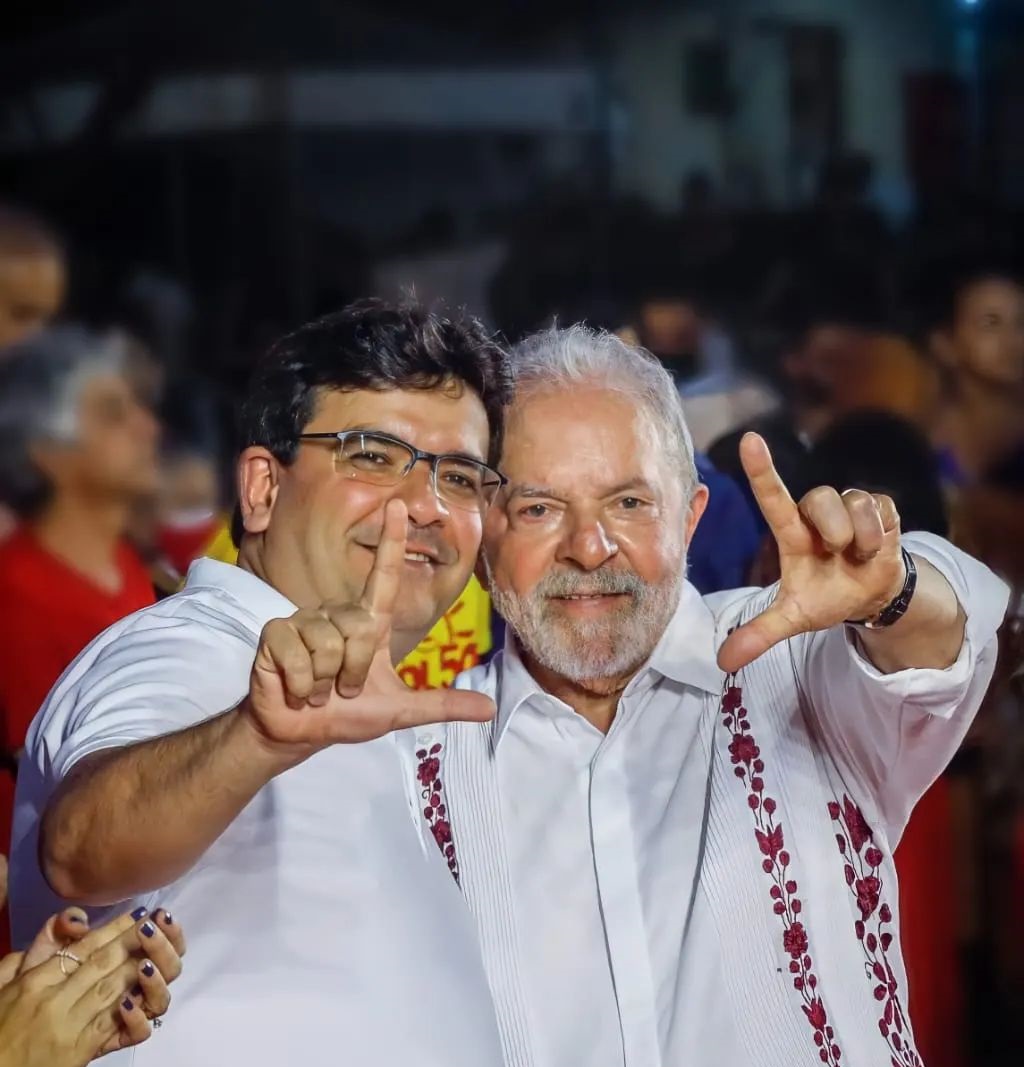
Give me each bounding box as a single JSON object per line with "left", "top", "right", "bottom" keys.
{"left": 848, "top": 547, "right": 918, "bottom": 629}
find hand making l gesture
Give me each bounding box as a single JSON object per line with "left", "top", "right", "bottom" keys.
{"left": 245, "top": 498, "right": 495, "bottom": 748}
{"left": 717, "top": 433, "right": 908, "bottom": 674}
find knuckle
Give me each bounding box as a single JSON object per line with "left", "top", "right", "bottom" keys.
{"left": 260, "top": 618, "right": 288, "bottom": 645}
{"left": 150, "top": 947, "right": 182, "bottom": 981}
{"left": 93, "top": 972, "right": 121, "bottom": 1004}
{"left": 20, "top": 968, "right": 49, "bottom": 996}
{"left": 282, "top": 649, "right": 312, "bottom": 676}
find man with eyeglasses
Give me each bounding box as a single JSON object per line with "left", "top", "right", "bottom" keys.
{"left": 9, "top": 300, "right": 508, "bottom": 1067}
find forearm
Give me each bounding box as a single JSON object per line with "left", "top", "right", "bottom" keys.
{"left": 40, "top": 703, "right": 298, "bottom": 904}
{"left": 857, "top": 554, "right": 966, "bottom": 674}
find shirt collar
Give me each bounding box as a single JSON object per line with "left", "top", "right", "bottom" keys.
{"left": 492, "top": 580, "right": 725, "bottom": 750}
{"left": 185, "top": 557, "right": 297, "bottom": 635}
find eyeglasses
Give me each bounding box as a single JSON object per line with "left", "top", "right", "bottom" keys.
{"left": 298, "top": 429, "right": 507, "bottom": 512}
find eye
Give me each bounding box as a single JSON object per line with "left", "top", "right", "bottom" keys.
{"left": 519, "top": 503, "right": 549, "bottom": 519}
{"left": 351, "top": 450, "right": 391, "bottom": 465}
{"left": 620, "top": 496, "right": 643, "bottom": 509}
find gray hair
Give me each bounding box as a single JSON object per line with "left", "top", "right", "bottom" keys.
{"left": 509, "top": 324, "right": 698, "bottom": 499}
{"left": 0, "top": 326, "right": 125, "bottom": 516}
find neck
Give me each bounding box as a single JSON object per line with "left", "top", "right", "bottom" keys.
{"left": 520, "top": 650, "right": 638, "bottom": 734}
{"left": 944, "top": 379, "right": 1023, "bottom": 477}
{"left": 32, "top": 491, "right": 131, "bottom": 593}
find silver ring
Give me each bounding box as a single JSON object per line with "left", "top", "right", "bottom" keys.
{"left": 57, "top": 944, "right": 82, "bottom": 976}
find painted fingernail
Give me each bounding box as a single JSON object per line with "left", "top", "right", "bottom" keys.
{"left": 131, "top": 983, "right": 143, "bottom": 997}
{"left": 159, "top": 911, "right": 173, "bottom": 926}
{"left": 122, "top": 997, "right": 135, "bottom": 1011}
{"left": 131, "top": 906, "right": 148, "bottom": 921}
{"left": 140, "top": 921, "right": 156, "bottom": 938}
{"left": 142, "top": 960, "right": 155, "bottom": 978}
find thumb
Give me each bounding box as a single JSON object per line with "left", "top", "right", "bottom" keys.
{"left": 717, "top": 601, "right": 803, "bottom": 674}
{"left": 392, "top": 687, "right": 496, "bottom": 731}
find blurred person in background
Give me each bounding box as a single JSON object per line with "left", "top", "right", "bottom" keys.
{"left": 0, "top": 206, "right": 69, "bottom": 544}
{"left": 922, "top": 267, "right": 1024, "bottom": 1061}
{"left": 0, "top": 327, "right": 158, "bottom": 951}
{"left": 0, "top": 206, "right": 66, "bottom": 354}
{"left": 930, "top": 265, "right": 1024, "bottom": 489}
{"left": 629, "top": 288, "right": 778, "bottom": 452}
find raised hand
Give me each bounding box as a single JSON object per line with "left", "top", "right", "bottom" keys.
{"left": 245, "top": 498, "right": 495, "bottom": 748}
{"left": 717, "top": 433, "right": 907, "bottom": 673}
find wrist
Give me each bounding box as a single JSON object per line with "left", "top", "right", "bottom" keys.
{"left": 848, "top": 547, "right": 918, "bottom": 630}
{"left": 230, "top": 700, "right": 315, "bottom": 778}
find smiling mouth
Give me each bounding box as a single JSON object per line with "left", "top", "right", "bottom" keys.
{"left": 552, "top": 592, "right": 628, "bottom": 602}
{"left": 404, "top": 551, "right": 435, "bottom": 564}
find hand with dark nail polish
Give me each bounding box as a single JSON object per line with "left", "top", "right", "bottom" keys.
{"left": 0, "top": 903, "right": 184, "bottom": 1066}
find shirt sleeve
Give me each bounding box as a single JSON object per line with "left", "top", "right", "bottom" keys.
{"left": 796, "top": 532, "right": 1009, "bottom": 843}
{"left": 30, "top": 611, "right": 255, "bottom": 783}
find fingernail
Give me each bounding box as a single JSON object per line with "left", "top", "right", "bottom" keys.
{"left": 142, "top": 960, "right": 155, "bottom": 977}
{"left": 140, "top": 921, "right": 156, "bottom": 938}
{"left": 122, "top": 997, "right": 135, "bottom": 1011}
{"left": 159, "top": 911, "right": 173, "bottom": 926}
{"left": 131, "top": 906, "right": 148, "bottom": 921}
{"left": 131, "top": 983, "right": 143, "bottom": 997}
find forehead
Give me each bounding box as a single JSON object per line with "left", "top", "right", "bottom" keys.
{"left": 958, "top": 278, "right": 1024, "bottom": 316}
{"left": 0, "top": 252, "right": 65, "bottom": 303}
{"left": 305, "top": 384, "right": 490, "bottom": 458}
{"left": 502, "top": 386, "right": 667, "bottom": 494}
{"left": 76, "top": 370, "right": 134, "bottom": 408}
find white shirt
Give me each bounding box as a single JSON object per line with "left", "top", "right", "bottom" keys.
{"left": 10, "top": 559, "right": 503, "bottom": 1067}
{"left": 442, "top": 532, "right": 1008, "bottom": 1067}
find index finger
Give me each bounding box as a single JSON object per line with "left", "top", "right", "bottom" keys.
{"left": 360, "top": 498, "right": 408, "bottom": 617}
{"left": 739, "top": 432, "right": 799, "bottom": 536}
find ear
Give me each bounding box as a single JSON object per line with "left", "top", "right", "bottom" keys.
{"left": 683, "top": 483, "right": 710, "bottom": 549}
{"left": 237, "top": 447, "right": 282, "bottom": 536}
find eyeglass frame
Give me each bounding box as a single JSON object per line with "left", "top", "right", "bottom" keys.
{"left": 297, "top": 428, "right": 508, "bottom": 510}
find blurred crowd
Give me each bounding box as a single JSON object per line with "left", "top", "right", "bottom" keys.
{"left": 0, "top": 158, "right": 1021, "bottom": 1064}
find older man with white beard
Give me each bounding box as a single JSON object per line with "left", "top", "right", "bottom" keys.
{"left": 395, "top": 325, "right": 1008, "bottom": 1067}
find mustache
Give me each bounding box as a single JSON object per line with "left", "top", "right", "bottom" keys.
{"left": 536, "top": 568, "right": 647, "bottom": 599}
{"left": 354, "top": 524, "right": 456, "bottom": 565}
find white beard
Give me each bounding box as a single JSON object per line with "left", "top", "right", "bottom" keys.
{"left": 487, "top": 561, "right": 684, "bottom": 685}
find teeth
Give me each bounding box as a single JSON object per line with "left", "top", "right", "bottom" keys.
{"left": 404, "top": 552, "right": 432, "bottom": 563}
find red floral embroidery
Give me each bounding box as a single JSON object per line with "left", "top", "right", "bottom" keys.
{"left": 416, "top": 742, "right": 460, "bottom": 884}
{"left": 720, "top": 682, "right": 843, "bottom": 1066}
{"left": 829, "top": 796, "right": 921, "bottom": 1067}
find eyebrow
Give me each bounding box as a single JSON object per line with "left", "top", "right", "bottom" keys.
{"left": 343, "top": 424, "right": 488, "bottom": 465}
{"left": 507, "top": 479, "right": 656, "bottom": 500}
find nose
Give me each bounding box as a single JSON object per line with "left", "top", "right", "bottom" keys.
{"left": 556, "top": 513, "right": 618, "bottom": 571}
{"left": 393, "top": 457, "right": 448, "bottom": 525}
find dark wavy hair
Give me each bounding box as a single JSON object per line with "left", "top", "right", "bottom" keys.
{"left": 232, "top": 298, "right": 511, "bottom": 544}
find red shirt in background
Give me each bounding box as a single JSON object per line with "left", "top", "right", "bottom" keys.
{"left": 0, "top": 526, "right": 153, "bottom": 949}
